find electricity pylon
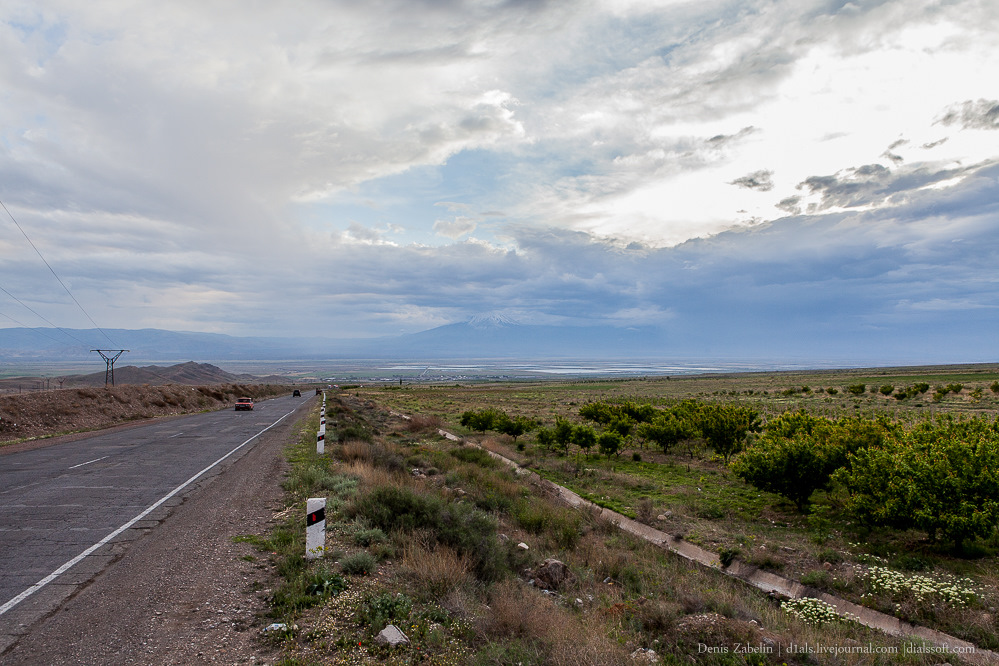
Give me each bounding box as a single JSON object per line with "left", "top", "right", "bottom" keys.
{"left": 91, "top": 349, "right": 129, "bottom": 386}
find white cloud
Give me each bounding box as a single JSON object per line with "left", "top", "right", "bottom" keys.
{"left": 0, "top": 0, "right": 996, "bottom": 362}
{"left": 433, "top": 216, "right": 477, "bottom": 239}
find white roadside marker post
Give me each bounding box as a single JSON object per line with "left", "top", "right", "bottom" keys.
{"left": 317, "top": 392, "right": 327, "bottom": 454}
{"left": 306, "top": 498, "right": 326, "bottom": 560}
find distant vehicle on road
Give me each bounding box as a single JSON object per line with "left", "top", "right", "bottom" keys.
{"left": 292, "top": 389, "right": 301, "bottom": 397}
{"left": 234, "top": 397, "right": 254, "bottom": 411}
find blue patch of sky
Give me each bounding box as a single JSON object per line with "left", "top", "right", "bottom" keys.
{"left": 518, "top": 12, "right": 686, "bottom": 100}
{"left": 7, "top": 12, "right": 67, "bottom": 66}
{"left": 298, "top": 148, "right": 520, "bottom": 245}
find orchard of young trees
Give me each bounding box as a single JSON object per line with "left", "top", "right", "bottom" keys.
{"left": 457, "top": 399, "right": 999, "bottom": 552}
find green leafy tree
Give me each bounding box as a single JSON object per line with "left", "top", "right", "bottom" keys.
{"left": 619, "top": 402, "right": 656, "bottom": 423}
{"left": 834, "top": 431, "right": 999, "bottom": 550}
{"left": 732, "top": 433, "right": 837, "bottom": 512}
{"left": 579, "top": 402, "right": 618, "bottom": 424}
{"left": 608, "top": 417, "right": 634, "bottom": 439}
{"left": 637, "top": 413, "right": 696, "bottom": 456}
{"left": 597, "top": 431, "right": 622, "bottom": 458}
{"left": 698, "top": 404, "right": 760, "bottom": 463}
{"left": 764, "top": 409, "right": 826, "bottom": 439}
{"left": 495, "top": 415, "right": 536, "bottom": 441}
{"left": 571, "top": 424, "right": 597, "bottom": 458}
{"left": 535, "top": 426, "right": 555, "bottom": 451}
{"left": 459, "top": 408, "right": 503, "bottom": 432}
{"left": 553, "top": 418, "right": 574, "bottom": 454}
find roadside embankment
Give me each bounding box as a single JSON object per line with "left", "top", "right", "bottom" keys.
{"left": 0, "top": 383, "right": 293, "bottom": 446}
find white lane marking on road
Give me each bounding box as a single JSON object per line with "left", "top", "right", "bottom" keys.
{"left": 0, "top": 406, "right": 298, "bottom": 617}
{"left": 0, "top": 481, "right": 42, "bottom": 496}
{"left": 168, "top": 432, "right": 185, "bottom": 438}
{"left": 68, "top": 456, "right": 108, "bottom": 469}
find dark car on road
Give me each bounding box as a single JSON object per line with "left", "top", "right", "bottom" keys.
{"left": 293, "top": 389, "right": 301, "bottom": 397}
{"left": 234, "top": 397, "right": 254, "bottom": 411}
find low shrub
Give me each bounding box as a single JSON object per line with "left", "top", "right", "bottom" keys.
{"left": 341, "top": 551, "right": 377, "bottom": 576}
{"left": 362, "top": 592, "right": 413, "bottom": 632}
{"left": 450, "top": 446, "right": 499, "bottom": 468}
{"left": 349, "top": 485, "right": 507, "bottom": 581}
{"left": 353, "top": 527, "right": 388, "bottom": 547}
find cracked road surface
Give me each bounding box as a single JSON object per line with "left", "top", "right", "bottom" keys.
{"left": 0, "top": 392, "right": 314, "bottom": 665}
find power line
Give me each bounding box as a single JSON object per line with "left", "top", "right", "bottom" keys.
{"left": 0, "top": 309, "right": 76, "bottom": 346}
{"left": 0, "top": 198, "right": 117, "bottom": 346}
{"left": 0, "top": 283, "right": 93, "bottom": 346}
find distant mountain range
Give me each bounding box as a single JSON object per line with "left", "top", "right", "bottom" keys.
{"left": 0, "top": 321, "right": 677, "bottom": 363}
{"left": 2, "top": 318, "right": 975, "bottom": 367}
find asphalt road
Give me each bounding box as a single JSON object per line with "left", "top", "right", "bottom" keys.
{"left": 0, "top": 393, "right": 314, "bottom": 659}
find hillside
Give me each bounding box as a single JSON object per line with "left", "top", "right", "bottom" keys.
{"left": 0, "top": 361, "right": 289, "bottom": 391}
{"left": 0, "top": 382, "right": 295, "bottom": 445}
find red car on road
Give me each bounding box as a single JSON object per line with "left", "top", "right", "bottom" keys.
{"left": 234, "top": 397, "right": 254, "bottom": 411}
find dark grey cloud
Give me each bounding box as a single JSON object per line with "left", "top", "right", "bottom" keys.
{"left": 776, "top": 196, "right": 802, "bottom": 215}
{"left": 795, "top": 160, "right": 992, "bottom": 212}
{"left": 921, "top": 138, "right": 948, "bottom": 149}
{"left": 881, "top": 150, "right": 903, "bottom": 165}
{"left": 706, "top": 127, "right": 758, "bottom": 148}
{"left": 729, "top": 169, "right": 774, "bottom": 191}
{"left": 938, "top": 99, "right": 999, "bottom": 130}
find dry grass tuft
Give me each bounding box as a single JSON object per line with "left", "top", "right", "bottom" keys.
{"left": 342, "top": 459, "right": 408, "bottom": 489}
{"left": 481, "top": 579, "right": 559, "bottom": 640}
{"left": 481, "top": 579, "right": 629, "bottom": 665}
{"left": 404, "top": 413, "right": 444, "bottom": 432}
{"left": 340, "top": 439, "right": 372, "bottom": 463}
{"left": 399, "top": 537, "right": 475, "bottom": 601}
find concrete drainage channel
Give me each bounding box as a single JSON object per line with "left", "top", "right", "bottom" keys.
{"left": 427, "top": 423, "right": 999, "bottom": 665}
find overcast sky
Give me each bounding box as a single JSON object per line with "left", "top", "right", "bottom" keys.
{"left": 0, "top": 0, "right": 996, "bottom": 362}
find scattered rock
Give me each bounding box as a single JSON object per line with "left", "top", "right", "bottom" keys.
{"left": 533, "top": 558, "right": 572, "bottom": 590}
{"left": 517, "top": 542, "right": 529, "bottom": 550}
{"left": 498, "top": 533, "right": 510, "bottom": 543}
{"left": 262, "top": 623, "right": 287, "bottom": 633}
{"left": 630, "top": 647, "right": 661, "bottom": 663}
{"left": 375, "top": 624, "right": 410, "bottom": 647}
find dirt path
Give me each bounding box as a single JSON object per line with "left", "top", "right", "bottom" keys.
{"left": 0, "top": 400, "right": 312, "bottom": 666}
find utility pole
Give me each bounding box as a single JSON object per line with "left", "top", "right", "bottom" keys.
{"left": 91, "top": 350, "right": 129, "bottom": 386}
